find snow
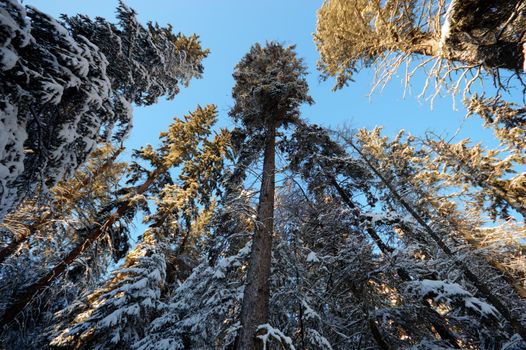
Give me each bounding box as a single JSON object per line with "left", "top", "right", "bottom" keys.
{"left": 125, "top": 303, "right": 141, "bottom": 316}
{"left": 257, "top": 324, "right": 296, "bottom": 350}
{"left": 148, "top": 269, "right": 161, "bottom": 281}
{"left": 100, "top": 309, "right": 123, "bottom": 327}
{"left": 306, "top": 329, "right": 333, "bottom": 350}
{"left": 501, "top": 334, "right": 524, "bottom": 350}
{"left": 213, "top": 270, "right": 225, "bottom": 278}
{"left": 439, "top": 0, "right": 457, "bottom": 52}
{"left": 0, "top": 0, "right": 31, "bottom": 70}
{"left": 407, "top": 279, "right": 499, "bottom": 318}
{"left": 464, "top": 297, "right": 499, "bottom": 318}
{"left": 0, "top": 99, "right": 27, "bottom": 221}
{"left": 302, "top": 300, "right": 320, "bottom": 320}
{"left": 51, "top": 240, "right": 167, "bottom": 349}
{"left": 41, "top": 10, "right": 69, "bottom": 37}
{"left": 0, "top": 47, "right": 18, "bottom": 70}
{"left": 306, "top": 251, "right": 319, "bottom": 263}
{"left": 41, "top": 79, "right": 65, "bottom": 104}
{"left": 440, "top": 0, "right": 457, "bottom": 52}
{"left": 417, "top": 279, "right": 465, "bottom": 296}
{"left": 156, "top": 339, "right": 177, "bottom": 350}
{"left": 239, "top": 241, "right": 252, "bottom": 255}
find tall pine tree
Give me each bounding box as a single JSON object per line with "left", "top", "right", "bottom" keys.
{"left": 229, "top": 42, "right": 313, "bottom": 350}
{"left": 0, "top": 1, "right": 208, "bottom": 220}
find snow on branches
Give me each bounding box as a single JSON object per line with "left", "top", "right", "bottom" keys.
{"left": 51, "top": 233, "right": 167, "bottom": 350}
{"left": 0, "top": 0, "right": 208, "bottom": 220}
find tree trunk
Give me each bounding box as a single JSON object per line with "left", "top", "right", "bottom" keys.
{"left": 236, "top": 123, "right": 276, "bottom": 350}
{"left": 0, "top": 168, "right": 161, "bottom": 326}
{"left": 411, "top": 36, "right": 523, "bottom": 71}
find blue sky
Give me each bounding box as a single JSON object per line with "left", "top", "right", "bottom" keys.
{"left": 26, "top": 0, "right": 499, "bottom": 156}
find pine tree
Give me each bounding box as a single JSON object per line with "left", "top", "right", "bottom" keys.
{"left": 0, "top": 105, "right": 223, "bottom": 328}
{"left": 63, "top": 2, "right": 209, "bottom": 107}
{"left": 49, "top": 109, "right": 230, "bottom": 350}
{"left": 50, "top": 231, "right": 168, "bottom": 350}
{"left": 315, "top": 0, "right": 526, "bottom": 92}
{"left": 229, "top": 42, "right": 313, "bottom": 350}
{"left": 135, "top": 239, "right": 252, "bottom": 349}
{"left": 0, "top": 1, "right": 208, "bottom": 220}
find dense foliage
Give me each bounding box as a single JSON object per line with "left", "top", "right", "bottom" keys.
{"left": 0, "top": 0, "right": 207, "bottom": 220}
{"left": 1, "top": 1, "right": 525, "bottom": 349}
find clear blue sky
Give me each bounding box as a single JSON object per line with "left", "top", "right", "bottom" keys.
{"left": 25, "top": 0, "right": 499, "bottom": 155}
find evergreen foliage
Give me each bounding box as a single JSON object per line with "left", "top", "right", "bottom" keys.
{"left": 315, "top": 0, "right": 526, "bottom": 95}
{"left": 50, "top": 232, "right": 167, "bottom": 350}
{"left": 0, "top": 2, "right": 525, "bottom": 350}
{"left": 230, "top": 42, "right": 312, "bottom": 350}
{"left": 0, "top": 0, "right": 207, "bottom": 220}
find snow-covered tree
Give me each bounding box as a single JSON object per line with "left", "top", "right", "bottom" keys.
{"left": 48, "top": 108, "right": 230, "bottom": 350}
{"left": 340, "top": 126, "right": 526, "bottom": 344}
{"left": 0, "top": 143, "right": 128, "bottom": 349}
{"left": 134, "top": 128, "right": 259, "bottom": 349}
{"left": 281, "top": 122, "right": 526, "bottom": 348}
{"left": 0, "top": 144, "right": 126, "bottom": 265}
{"left": 229, "top": 41, "right": 313, "bottom": 350}
{"left": 315, "top": 0, "right": 526, "bottom": 94}
{"left": 0, "top": 106, "right": 226, "bottom": 333}
{"left": 50, "top": 231, "right": 167, "bottom": 350}
{"left": 0, "top": 0, "right": 208, "bottom": 220}
{"left": 135, "top": 240, "right": 251, "bottom": 350}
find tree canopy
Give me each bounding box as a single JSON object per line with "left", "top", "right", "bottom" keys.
{"left": 1, "top": 1, "right": 525, "bottom": 349}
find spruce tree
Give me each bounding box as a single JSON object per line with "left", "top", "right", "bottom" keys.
{"left": 343, "top": 126, "right": 526, "bottom": 343}
{"left": 0, "top": 1, "right": 208, "bottom": 220}
{"left": 0, "top": 144, "right": 125, "bottom": 265}
{"left": 50, "top": 231, "right": 167, "bottom": 350}
{"left": 229, "top": 42, "right": 312, "bottom": 350}
{"left": 315, "top": 0, "right": 526, "bottom": 91}
{"left": 0, "top": 143, "right": 128, "bottom": 349}
{"left": 49, "top": 109, "right": 230, "bottom": 350}
{"left": 0, "top": 106, "right": 224, "bottom": 328}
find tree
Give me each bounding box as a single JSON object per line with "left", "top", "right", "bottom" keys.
{"left": 282, "top": 122, "right": 526, "bottom": 348}
{"left": 467, "top": 94, "right": 526, "bottom": 161}
{"left": 229, "top": 42, "right": 313, "bottom": 350}
{"left": 424, "top": 137, "right": 526, "bottom": 221}
{"left": 135, "top": 139, "right": 257, "bottom": 349}
{"left": 341, "top": 126, "right": 526, "bottom": 343}
{"left": 0, "top": 1, "right": 208, "bottom": 220}
{"left": 0, "top": 105, "right": 226, "bottom": 328}
{"left": 0, "top": 144, "right": 125, "bottom": 266}
{"left": 49, "top": 109, "right": 230, "bottom": 350}
{"left": 0, "top": 143, "right": 129, "bottom": 349}
{"left": 285, "top": 125, "right": 468, "bottom": 348}
{"left": 315, "top": 0, "right": 526, "bottom": 95}
{"left": 50, "top": 231, "right": 168, "bottom": 350}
